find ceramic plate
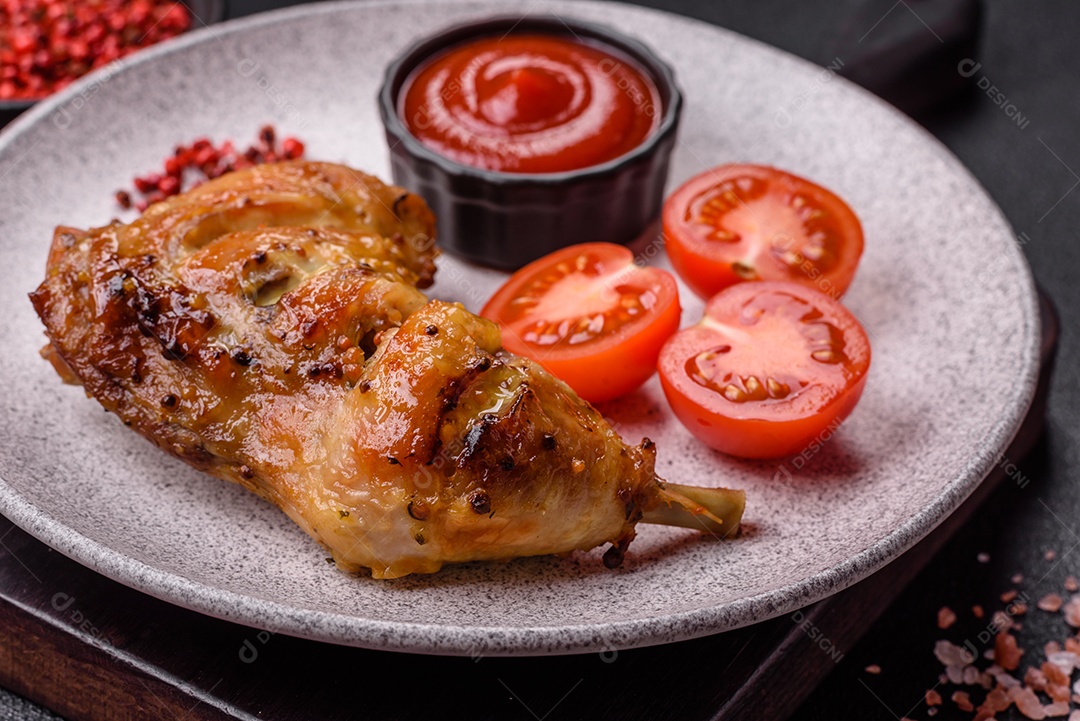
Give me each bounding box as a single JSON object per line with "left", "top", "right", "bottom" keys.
{"left": 0, "top": 0, "right": 1039, "bottom": 655}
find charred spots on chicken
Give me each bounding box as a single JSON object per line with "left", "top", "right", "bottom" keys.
{"left": 251, "top": 272, "right": 302, "bottom": 308}
{"left": 131, "top": 285, "right": 161, "bottom": 324}
{"left": 391, "top": 193, "right": 409, "bottom": 220}
{"left": 602, "top": 545, "right": 623, "bottom": 569}
{"left": 442, "top": 356, "right": 495, "bottom": 414}
{"left": 387, "top": 456, "right": 401, "bottom": 465}
{"left": 119, "top": 274, "right": 212, "bottom": 363}
{"left": 160, "top": 393, "right": 178, "bottom": 408}
{"left": 468, "top": 489, "right": 491, "bottom": 515}
{"left": 238, "top": 464, "right": 255, "bottom": 480}
{"left": 232, "top": 349, "right": 253, "bottom": 367}
{"left": 177, "top": 440, "right": 215, "bottom": 468}
{"left": 603, "top": 536, "right": 634, "bottom": 570}
{"left": 300, "top": 319, "right": 318, "bottom": 338}
{"left": 461, "top": 412, "right": 498, "bottom": 464}
{"left": 542, "top": 433, "right": 557, "bottom": 450}
{"left": 161, "top": 341, "right": 186, "bottom": 362}
{"left": 357, "top": 328, "right": 379, "bottom": 359}
{"left": 307, "top": 362, "right": 343, "bottom": 379}
{"left": 429, "top": 354, "right": 499, "bottom": 465}
{"left": 407, "top": 499, "right": 430, "bottom": 521}
{"left": 455, "top": 382, "right": 538, "bottom": 478}
{"left": 437, "top": 386, "right": 458, "bottom": 414}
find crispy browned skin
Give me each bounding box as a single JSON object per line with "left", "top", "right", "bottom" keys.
{"left": 29, "top": 161, "right": 678, "bottom": 578}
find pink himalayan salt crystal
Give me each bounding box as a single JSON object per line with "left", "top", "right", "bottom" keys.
{"left": 1044, "top": 701, "right": 1070, "bottom": 717}
{"left": 952, "top": 690, "right": 975, "bottom": 712}
{"left": 1025, "top": 666, "right": 1048, "bottom": 693}
{"left": 996, "top": 632, "right": 1024, "bottom": 671}
{"left": 1008, "top": 685, "right": 1047, "bottom": 719}
{"left": 946, "top": 665, "right": 964, "bottom": 684}
{"left": 1039, "top": 593, "right": 1065, "bottom": 613}
{"left": 976, "top": 685, "right": 1011, "bottom": 717}
{"left": 993, "top": 610, "right": 1018, "bottom": 631}
{"left": 1064, "top": 595, "right": 1080, "bottom": 627}
{"left": 938, "top": 606, "right": 958, "bottom": 630}
{"left": 989, "top": 665, "right": 1021, "bottom": 689}
{"left": 1046, "top": 653, "right": 1079, "bottom": 677}
{"left": 935, "top": 640, "right": 973, "bottom": 667}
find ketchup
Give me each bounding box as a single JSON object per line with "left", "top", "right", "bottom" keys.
{"left": 400, "top": 34, "right": 662, "bottom": 174}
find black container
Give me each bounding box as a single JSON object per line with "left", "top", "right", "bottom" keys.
{"left": 378, "top": 16, "right": 682, "bottom": 271}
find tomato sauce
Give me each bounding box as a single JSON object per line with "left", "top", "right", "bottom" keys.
{"left": 400, "top": 34, "right": 662, "bottom": 173}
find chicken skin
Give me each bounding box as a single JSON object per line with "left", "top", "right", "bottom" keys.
{"left": 30, "top": 161, "right": 743, "bottom": 578}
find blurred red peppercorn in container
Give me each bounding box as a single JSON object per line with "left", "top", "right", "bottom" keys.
{"left": 0, "top": 0, "right": 224, "bottom": 125}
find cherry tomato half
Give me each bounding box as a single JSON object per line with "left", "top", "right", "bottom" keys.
{"left": 481, "top": 243, "right": 681, "bottom": 403}
{"left": 663, "top": 164, "right": 864, "bottom": 300}
{"left": 658, "top": 281, "right": 871, "bottom": 459}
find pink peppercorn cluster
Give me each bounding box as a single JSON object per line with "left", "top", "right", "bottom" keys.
{"left": 117, "top": 125, "right": 307, "bottom": 212}
{"left": 0, "top": 0, "right": 190, "bottom": 101}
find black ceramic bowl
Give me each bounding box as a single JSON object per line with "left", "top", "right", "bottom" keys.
{"left": 0, "top": 0, "right": 226, "bottom": 129}
{"left": 378, "top": 16, "right": 683, "bottom": 270}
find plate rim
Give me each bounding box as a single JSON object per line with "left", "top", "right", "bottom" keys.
{"left": 0, "top": 0, "right": 1042, "bottom": 656}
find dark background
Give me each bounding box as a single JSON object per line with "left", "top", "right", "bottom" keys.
{"left": 3, "top": 1, "right": 1078, "bottom": 719}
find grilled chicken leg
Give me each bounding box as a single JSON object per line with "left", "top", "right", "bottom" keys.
{"left": 30, "top": 161, "right": 744, "bottom": 578}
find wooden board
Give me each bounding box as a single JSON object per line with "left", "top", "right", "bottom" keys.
{"left": 0, "top": 292, "right": 1056, "bottom": 721}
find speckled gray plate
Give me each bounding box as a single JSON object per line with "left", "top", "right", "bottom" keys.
{"left": 0, "top": 0, "right": 1039, "bottom": 656}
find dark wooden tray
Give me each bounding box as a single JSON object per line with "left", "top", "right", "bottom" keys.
{"left": 0, "top": 292, "right": 1056, "bottom": 721}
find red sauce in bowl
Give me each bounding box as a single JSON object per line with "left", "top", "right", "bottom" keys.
{"left": 400, "top": 34, "right": 662, "bottom": 174}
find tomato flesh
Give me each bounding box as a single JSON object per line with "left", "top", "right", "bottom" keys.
{"left": 481, "top": 243, "right": 681, "bottom": 403}
{"left": 663, "top": 164, "right": 864, "bottom": 300}
{"left": 659, "top": 281, "right": 870, "bottom": 459}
